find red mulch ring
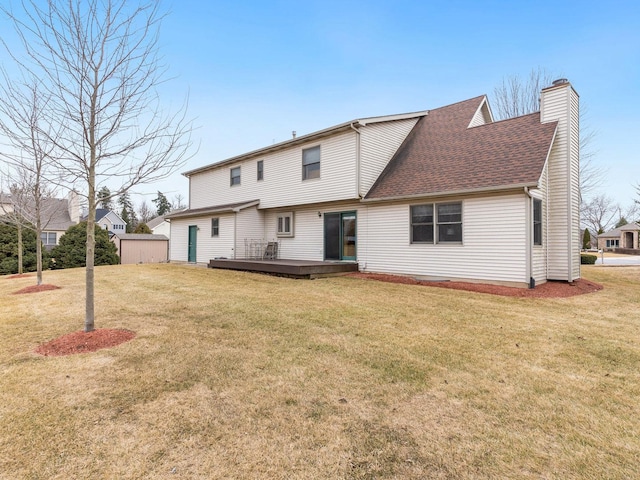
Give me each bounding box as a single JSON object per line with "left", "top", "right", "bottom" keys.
{"left": 13, "top": 284, "right": 61, "bottom": 295}
{"left": 4, "top": 273, "right": 34, "bottom": 279}
{"left": 347, "top": 273, "right": 603, "bottom": 298}
{"left": 34, "top": 329, "right": 136, "bottom": 357}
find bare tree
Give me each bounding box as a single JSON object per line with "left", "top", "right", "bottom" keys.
{"left": 580, "top": 195, "right": 620, "bottom": 236}
{"left": 0, "top": 77, "right": 59, "bottom": 284}
{"left": 493, "top": 68, "right": 604, "bottom": 199}
{"left": 3, "top": 0, "right": 193, "bottom": 331}
{"left": 172, "top": 193, "right": 186, "bottom": 210}
{"left": 137, "top": 200, "right": 153, "bottom": 224}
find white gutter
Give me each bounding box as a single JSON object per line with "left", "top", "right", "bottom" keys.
{"left": 361, "top": 183, "right": 539, "bottom": 203}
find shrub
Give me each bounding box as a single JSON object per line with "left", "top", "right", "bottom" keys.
{"left": 50, "top": 222, "right": 119, "bottom": 269}
{"left": 580, "top": 254, "right": 597, "bottom": 265}
{"left": 0, "top": 221, "right": 48, "bottom": 274}
{"left": 133, "top": 222, "right": 152, "bottom": 234}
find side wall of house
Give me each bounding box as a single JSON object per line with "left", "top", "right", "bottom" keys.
{"left": 541, "top": 83, "right": 580, "bottom": 281}
{"left": 360, "top": 194, "right": 529, "bottom": 284}
{"left": 189, "top": 130, "right": 357, "bottom": 210}
{"left": 359, "top": 119, "right": 419, "bottom": 196}
{"left": 531, "top": 164, "right": 548, "bottom": 283}
{"left": 170, "top": 215, "right": 235, "bottom": 264}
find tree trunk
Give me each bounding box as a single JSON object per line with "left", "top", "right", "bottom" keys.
{"left": 17, "top": 223, "right": 23, "bottom": 275}
{"left": 85, "top": 172, "right": 96, "bottom": 333}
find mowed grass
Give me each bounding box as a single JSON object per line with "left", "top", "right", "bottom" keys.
{"left": 1, "top": 264, "right": 639, "bottom": 479}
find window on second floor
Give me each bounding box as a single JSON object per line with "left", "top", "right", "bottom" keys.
{"left": 302, "top": 146, "right": 320, "bottom": 180}
{"left": 257, "top": 160, "right": 264, "bottom": 181}
{"left": 230, "top": 166, "right": 241, "bottom": 186}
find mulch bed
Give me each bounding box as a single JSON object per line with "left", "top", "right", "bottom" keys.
{"left": 4, "top": 273, "right": 34, "bottom": 279}
{"left": 13, "top": 284, "right": 61, "bottom": 295}
{"left": 34, "top": 329, "right": 136, "bottom": 357}
{"left": 347, "top": 272, "right": 603, "bottom": 298}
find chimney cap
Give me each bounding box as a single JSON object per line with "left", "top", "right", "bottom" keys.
{"left": 552, "top": 78, "right": 569, "bottom": 86}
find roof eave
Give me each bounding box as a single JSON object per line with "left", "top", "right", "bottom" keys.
{"left": 362, "top": 183, "right": 540, "bottom": 203}
{"left": 181, "top": 111, "right": 429, "bottom": 177}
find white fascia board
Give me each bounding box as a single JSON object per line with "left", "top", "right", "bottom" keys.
{"left": 182, "top": 111, "right": 429, "bottom": 177}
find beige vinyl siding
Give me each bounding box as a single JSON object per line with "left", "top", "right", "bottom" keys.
{"left": 359, "top": 118, "right": 419, "bottom": 196}
{"left": 189, "top": 131, "right": 358, "bottom": 210}
{"left": 235, "top": 207, "right": 265, "bottom": 258}
{"left": 169, "top": 215, "right": 235, "bottom": 264}
{"left": 119, "top": 239, "right": 168, "bottom": 264}
{"left": 532, "top": 168, "right": 548, "bottom": 283}
{"left": 468, "top": 100, "right": 492, "bottom": 128}
{"left": 541, "top": 84, "right": 579, "bottom": 281}
{"left": 570, "top": 91, "right": 581, "bottom": 280}
{"left": 360, "top": 195, "right": 528, "bottom": 284}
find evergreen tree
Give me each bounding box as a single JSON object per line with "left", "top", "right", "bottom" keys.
{"left": 0, "top": 220, "right": 49, "bottom": 275}
{"left": 582, "top": 228, "right": 591, "bottom": 250}
{"left": 97, "top": 186, "right": 113, "bottom": 211}
{"left": 50, "top": 222, "right": 118, "bottom": 269}
{"left": 152, "top": 191, "right": 172, "bottom": 216}
{"left": 133, "top": 222, "right": 152, "bottom": 234}
{"left": 615, "top": 217, "right": 628, "bottom": 228}
{"left": 118, "top": 192, "right": 137, "bottom": 233}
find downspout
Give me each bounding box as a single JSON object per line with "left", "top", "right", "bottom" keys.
{"left": 233, "top": 212, "right": 237, "bottom": 259}
{"left": 350, "top": 122, "right": 361, "bottom": 198}
{"left": 524, "top": 187, "right": 534, "bottom": 288}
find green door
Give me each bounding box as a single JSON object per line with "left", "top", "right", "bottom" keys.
{"left": 188, "top": 225, "right": 197, "bottom": 262}
{"left": 324, "top": 211, "right": 356, "bottom": 261}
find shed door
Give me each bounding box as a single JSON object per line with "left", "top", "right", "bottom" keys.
{"left": 188, "top": 225, "right": 197, "bottom": 262}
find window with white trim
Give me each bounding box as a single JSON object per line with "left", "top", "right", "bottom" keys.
{"left": 533, "top": 199, "right": 542, "bottom": 246}
{"left": 211, "top": 218, "right": 219, "bottom": 237}
{"left": 277, "top": 212, "right": 294, "bottom": 237}
{"left": 410, "top": 202, "right": 462, "bottom": 244}
{"left": 257, "top": 160, "right": 264, "bottom": 181}
{"left": 230, "top": 166, "right": 241, "bottom": 186}
{"left": 40, "top": 232, "right": 57, "bottom": 245}
{"left": 302, "top": 146, "right": 320, "bottom": 180}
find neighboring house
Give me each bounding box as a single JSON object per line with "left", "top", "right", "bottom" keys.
{"left": 111, "top": 233, "right": 169, "bottom": 264}
{"left": 0, "top": 190, "right": 81, "bottom": 250}
{"left": 597, "top": 222, "right": 640, "bottom": 251}
{"left": 167, "top": 79, "right": 580, "bottom": 287}
{"left": 147, "top": 214, "right": 172, "bottom": 237}
{"left": 82, "top": 209, "right": 127, "bottom": 235}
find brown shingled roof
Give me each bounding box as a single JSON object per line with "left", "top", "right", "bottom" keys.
{"left": 365, "top": 96, "right": 558, "bottom": 200}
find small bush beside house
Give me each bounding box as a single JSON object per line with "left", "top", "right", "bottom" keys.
{"left": 50, "top": 222, "right": 119, "bottom": 269}
{"left": 580, "top": 254, "right": 597, "bottom": 265}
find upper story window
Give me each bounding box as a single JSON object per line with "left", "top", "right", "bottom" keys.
{"left": 211, "top": 217, "right": 219, "bottom": 237}
{"left": 533, "top": 199, "right": 542, "bottom": 246}
{"left": 302, "top": 146, "right": 320, "bottom": 180}
{"left": 410, "top": 202, "right": 462, "bottom": 244}
{"left": 257, "top": 160, "right": 264, "bottom": 181}
{"left": 230, "top": 166, "right": 241, "bottom": 186}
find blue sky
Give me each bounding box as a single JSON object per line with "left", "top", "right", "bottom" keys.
{"left": 3, "top": 0, "right": 640, "bottom": 209}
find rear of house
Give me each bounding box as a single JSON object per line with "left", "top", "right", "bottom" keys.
{"left": 168, "top": 80, "right": 580, "bottom": 287}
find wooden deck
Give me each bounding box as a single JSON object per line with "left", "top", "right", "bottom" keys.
{"left": 208, "top": 258, "right": 359, "bottom": 278}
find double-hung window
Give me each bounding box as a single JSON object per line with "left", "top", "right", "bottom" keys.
{"left": 436, "top": 203, "right": 462, "bottom": 243}
{"left": 230, "top": 166, "right": 241, "bottom": 186}
{"left": 302, "top": 146, "right": 320, "bottom": 180}
{"left": 411, "top": 202, "right": 462, "bottom": 244}
{"left": 257, "top": 160, "right": 264, "bottom": 181}
{"left": 277, "top": 212, "right": 294, "bottom": 237}
{"left": 410, "top": 205, "right": 434, "bottom": 243}
{"left": 211, "top": 218, "right": 219, "bottom": 237}
{"left": 533, "top": 199, "right": 542, "bottom": 246}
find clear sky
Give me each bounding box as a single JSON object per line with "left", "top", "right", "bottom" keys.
{"left": 3, "top": 0, "right": 640, "bottom": 210}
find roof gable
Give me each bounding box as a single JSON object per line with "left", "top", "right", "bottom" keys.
{"left": 365, "top": 96, "right": 558, "bottom": 200}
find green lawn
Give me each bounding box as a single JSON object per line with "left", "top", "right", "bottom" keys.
{"left": 1, "top": 264, "right": 639, "bottom": 479}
